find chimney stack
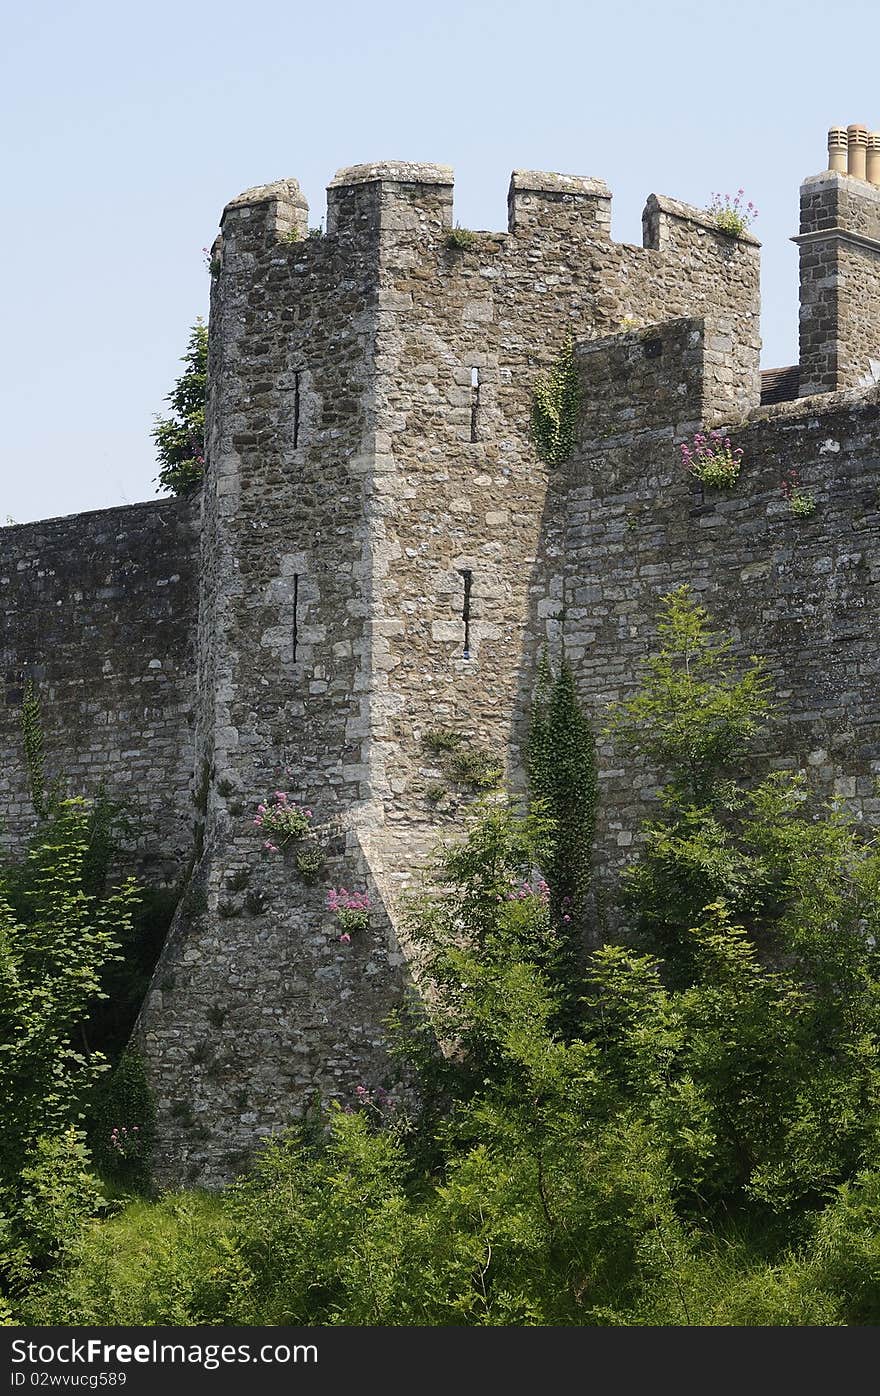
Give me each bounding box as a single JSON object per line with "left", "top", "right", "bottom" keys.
{"left": 796, "top": 123, "right": 880, "bottom": 395}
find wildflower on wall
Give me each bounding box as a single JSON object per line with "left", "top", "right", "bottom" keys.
{"left": 254, "top": 792, "right": 313, "bottom": 850}
{"left": 327, "top": 887, "right": 372, "bottom": 940}
{"left": 706, "top": 189, "right": 758, "bottom": 237}
{"left": 680, "top": 430, "right": 743, "bottom": 489}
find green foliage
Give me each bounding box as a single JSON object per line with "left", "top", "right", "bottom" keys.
{"left": 528, "top": 651, "right": 597, "bottom": 917}
{"left": 422, "top": 727, "right": 464, "bottom": 755}
{"left": 446, "top": 747, "right": 503, "bottom": 791}
{"left": 606, "top": 585, "right": 773, "bottom": 803}
{"left": 2, "top": 1129, "right": 105, "bottom": 1303}
{"left": 23, "top": 587, "right": 880, "bottom": 1327}
{"left": 23, "top": 1192, "right": 232, "bottom": 1325}
{"left": 153, "top": 319, "right": 208, "bottom": 496}
{"left": 87, "top": 1051, "right": 156, "bottom": 1191}
{"left": 789, "top": 489, "right": 817, "bottom": 518}
{"left": 0, "top": 801, "right": 138, "bottom": 1186}
{"left": 422, "top": 729, "right": 502, "bottom": 793}
{"left": 295, "top": 844, "right": 325, "bottom": 883}
{"left": 531, "top": 339, "right": 580, "bottom": 466}
{"left": 445, "top": 225, "right": 479, "bottom": 250}
{"left": 19, "top": 681, "right": 47, "bottom": 819}
{"left": 0, "top": 804, "right": 137, "bottom": 1309}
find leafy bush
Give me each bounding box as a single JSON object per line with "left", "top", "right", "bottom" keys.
{"left": 87, "top": 1051, "right": 157, "bottom": 1191}
{"left": 1, "top": 1129, "right": 105, "bottom": 1307}
{"left": 153, "top": 320, "right": 208, "bottom": 496}
{"left": 24, "top": 1192, "right": 233, "bottom": 1325}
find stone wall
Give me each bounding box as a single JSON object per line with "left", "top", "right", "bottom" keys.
{"left": 554, "top": 321, "right": 880, "bottom": 886}
{"left": 0, "top": 499, "right": 199, "bottom": 879}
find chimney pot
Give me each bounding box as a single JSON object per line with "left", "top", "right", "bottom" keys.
{"left": 867, "top": 132, "right": 880, "bottom": 186}
{"left": 848, "top": 124, "right": 869, "bottom": 179}
{"left": 828, "top": 126, "right": 848, "bottom": 173}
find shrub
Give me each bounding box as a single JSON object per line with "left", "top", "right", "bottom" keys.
{"left": 153, "top": 320, "right": 208, "bottom": 496}
{"left": 445, "top": 225, "right": 479, "bottom": 250}
{"left": 326, "top": 888, "right": 371, "bottom": 940}
{"left": 781, "top": 468, "right": 817, "bottom": 518}
{"left": 23, "top": 1192, "right": 234, "bottom": 1325}
{"left": 87, "top": 1052, "right": 156, "bottom": 1192}
{"left": 446, "top": 747, "right": 503, "bottom": 791}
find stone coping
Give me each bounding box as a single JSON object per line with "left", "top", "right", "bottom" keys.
{"left": 801, "top": 169, "right": 880, "bottom": 203}
{"left": 328, "top": 162, "right": 454, "bottom": 189}
{"left": 509, "top": 170, "right": 611, "bottom": 199}
{"left": 224, "top": 178, "right": 308, "bottom": 212}
{"left": 645, "top": 193, "right": 761, "bottom": 247}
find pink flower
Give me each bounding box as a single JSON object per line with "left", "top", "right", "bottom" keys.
{"left": 339, "top": 932, "right": 351, "bottom": 944}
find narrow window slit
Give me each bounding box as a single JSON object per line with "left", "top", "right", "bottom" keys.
{"left": 293, "top": 371, "right": 301, "bottom": 448}
{"left": 460, "top": 568, "right": 473, "bottom": 659}
{"left": 292, "top": 573, "right": 300, "bottom": 662}
{"left": 470, "top": 368, "right": 480, "bottom": 443}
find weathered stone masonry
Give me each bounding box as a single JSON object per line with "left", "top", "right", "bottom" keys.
{"left": 0, "top": 498, "right": 199, "bottom": 879}
{"left": 2, "top": 141, "right": 879, "bottom": 1183}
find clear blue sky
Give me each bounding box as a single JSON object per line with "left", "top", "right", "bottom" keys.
{"left": 2, "top": 0, "right": 877, "bottom": 523}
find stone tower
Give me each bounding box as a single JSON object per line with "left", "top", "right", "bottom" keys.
{"left": 136, "top": 161, "right": 760, "bottom": 1183}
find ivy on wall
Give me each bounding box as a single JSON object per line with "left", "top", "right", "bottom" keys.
{"left": 20, "top": 681, "right": 47, "bottom": 820}
{"left": 531, "top": 339, "right": 581, "bottom": 465}
{"left": 528, "top": 651, "right": 597, "bottom": 918}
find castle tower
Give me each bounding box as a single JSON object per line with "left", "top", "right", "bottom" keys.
{"left": 137, "top": 161, "right": 761, "bottom": 1184}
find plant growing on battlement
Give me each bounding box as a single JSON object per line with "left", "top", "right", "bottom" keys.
{"left": 680, "top": 430, "right": 743, "bottom": 489}
{"left": 153, "top": 319, "right": 208, "bottom": 497}
{"left": 532, "top": 339, "right": 581, "bottom": 466}
{"left": 706, "top": 189, "right": 758, "bottom": 237}
{"left": 445, "top": 225, "right": 479, "bottom": 250}
{"left": 254, "top": 793, "right": 313, "bottom": 853}
{"left": 781, "top": 468, "right": 817, "bottom": 518}
{"left": 326, "top": 888, "right": 372, "bottom": 942}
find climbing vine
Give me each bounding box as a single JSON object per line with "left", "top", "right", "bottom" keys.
{"left": 531, "top": 339, "right": 581, "bottom": 465}
{"left": 528, "top": 651, "right": 597, "bottom": 919}
{"left": 20, "top": 681, "right": 47, "bottom": 819}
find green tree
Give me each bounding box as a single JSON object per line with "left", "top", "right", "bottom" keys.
{"left": 0, "top": 802, "right": 139, "bottom": 1300}
{"left": 153, "top": 319, "right": 208, "bottom": 496}
{"left": 600, "top": 587, "right": 880, "bottom": 1211}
